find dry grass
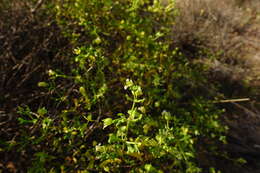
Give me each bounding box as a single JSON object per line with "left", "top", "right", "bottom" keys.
{"left": 173, "top": 0, "right": 260, "bottom": 86}
{"left": 172, "top": 1, "right": 260, "bottom": 172}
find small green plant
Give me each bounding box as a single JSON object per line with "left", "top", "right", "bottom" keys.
{"left": 97, "top": 79, "right": 203, "bottom": 172}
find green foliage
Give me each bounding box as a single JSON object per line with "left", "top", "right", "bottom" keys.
{"left": 6, "top": 0, "right": 227, "bottom": 172}
{"left": 98, "top": 79, "right": 202, "bottom": 172}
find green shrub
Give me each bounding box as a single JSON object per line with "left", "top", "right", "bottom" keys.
{"left": 9, "top": 0, "right": 227, "bottom": 172}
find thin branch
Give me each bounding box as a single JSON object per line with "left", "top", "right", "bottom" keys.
{"left": 213, "top": 98, "right": 250, "bottom": 103}
{"left": 31, "top": 0, "right": 45, "bottom": 14}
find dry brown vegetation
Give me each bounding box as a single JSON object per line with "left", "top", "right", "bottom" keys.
{"left": 173, "top": 0, "right": 260, "bottom": 172}
{"left": 174, "top": 0, "right": 260, "bottom": 84}
{"left": 0, "top": 0, "right": 70, "bottom": 110}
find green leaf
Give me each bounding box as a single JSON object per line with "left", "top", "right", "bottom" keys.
{"left": 18, "top": 117, "right": 34, "bottom": 124}
{"left": 162, "top": 110, "right": 171, "bottom": 121}
{"left": 103, "top": 118, "right": 113, "bottom": 129}
{"left": 236, "top": 158, "right": 247, "bottom": 164}
{"left": 145, "top": 164, "right": 155, "bottom": 172}
{"left": 37, "top": 107, "right": 47, "bottom": 116}
{"left": 79, "top": 86, "right": 87, "bottom": 96}
{"left": 108, "top": 133, "right": 120, "bottom": 143}
{"left": 37, "top": 82, "right": 49, "bottom": 88}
